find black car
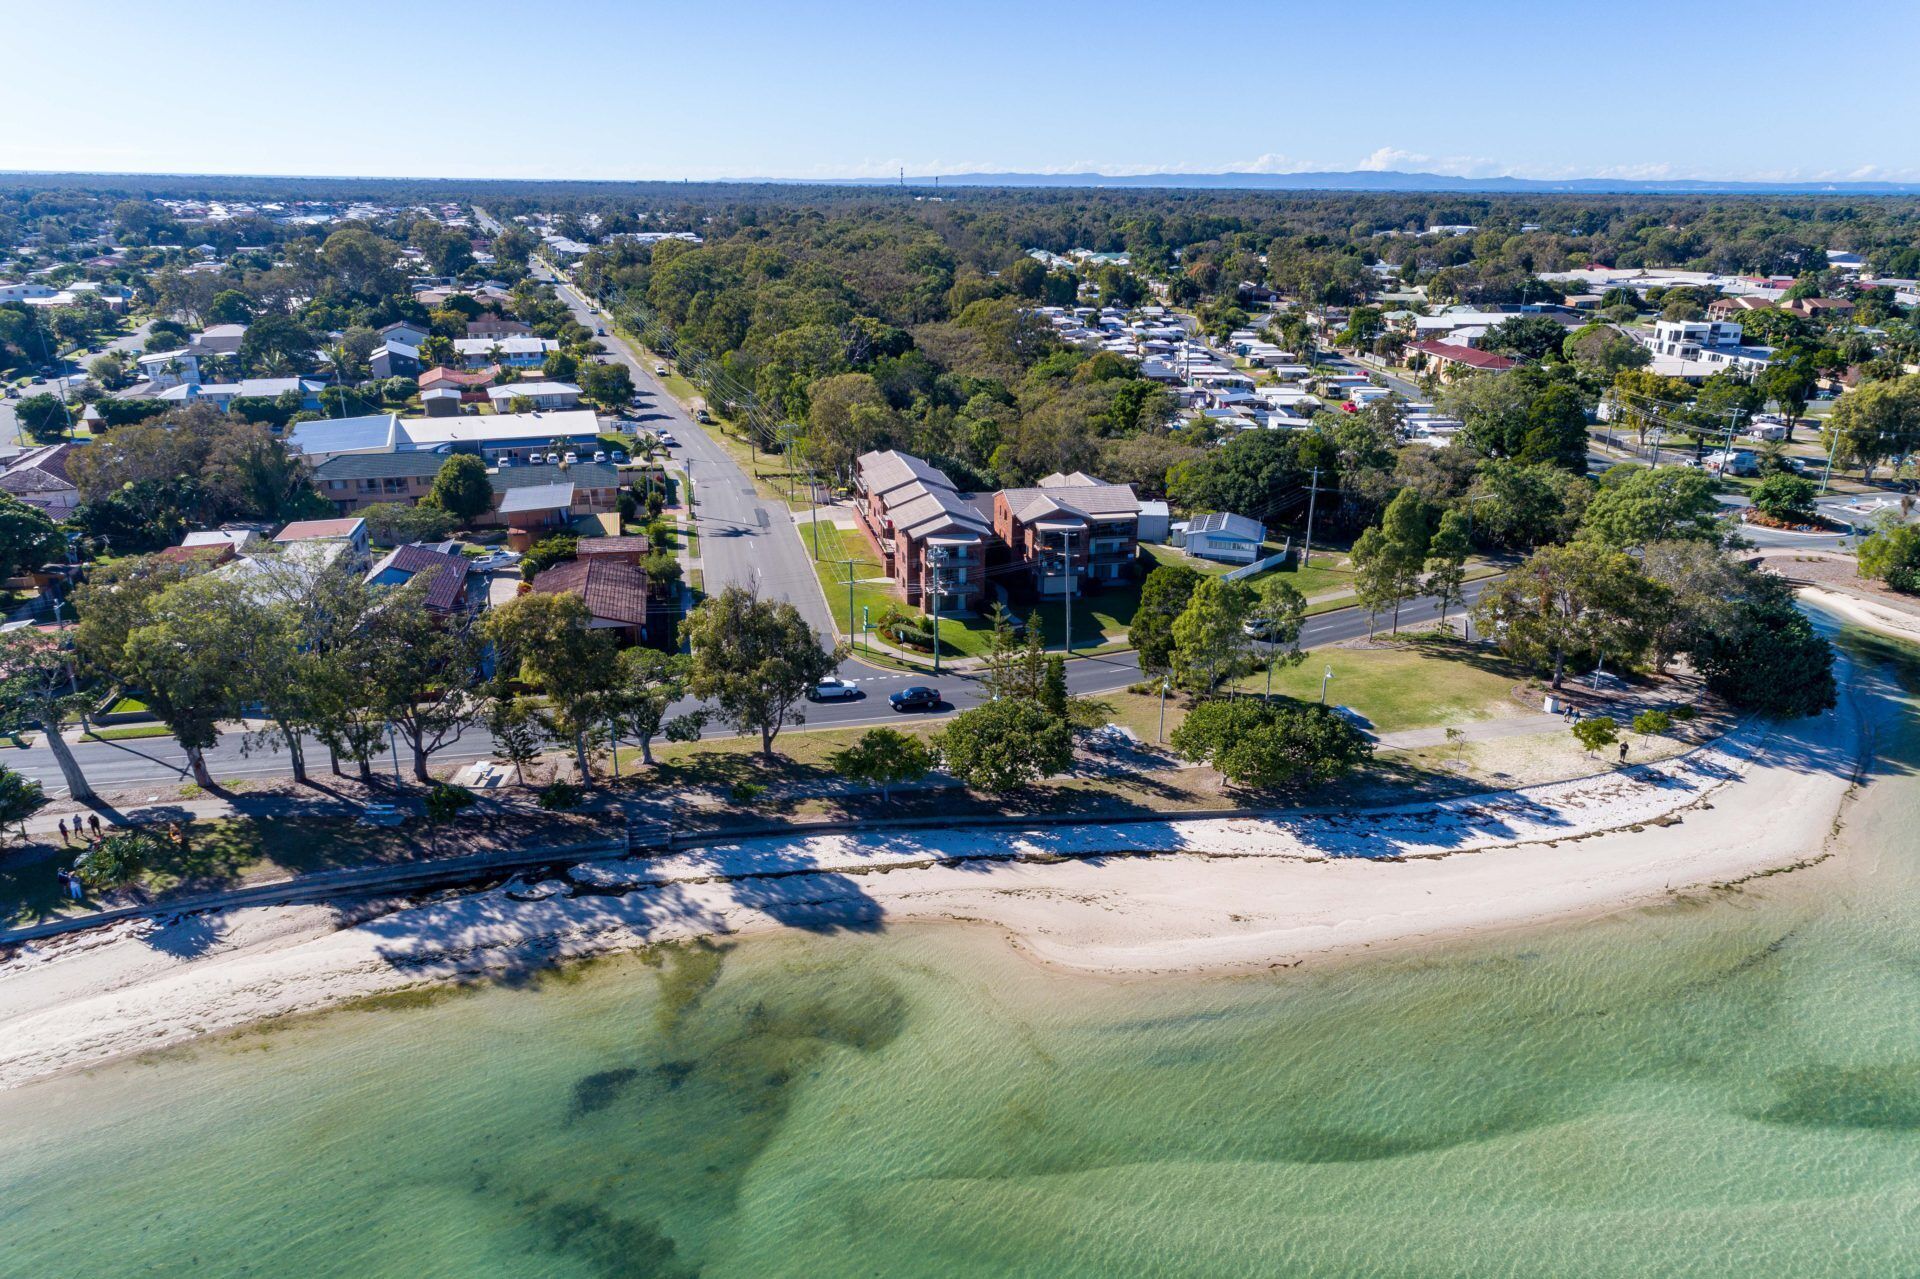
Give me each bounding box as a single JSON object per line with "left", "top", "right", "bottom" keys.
{"left": 888, "top": 686, "right": 941, "bottom": 712}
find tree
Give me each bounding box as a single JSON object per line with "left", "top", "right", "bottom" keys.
{"left": 293, "top": 571, "right": 391, "bottom": 780}
{"left": 1688, "top": 577, "right": 1836, "bottom": 718}
{"left": 1571, "top": 715, "right": 1618, "bottom": 756}
{"left": 484, "top": 695, "right": 546, "bottom": 784}
{"left": 1637, "top": 539, "right": 1748, "bottom": 670}
{"left": 1749, "top": 473, "right": 1819, "bottom": 525}
{"left": 1762, "top": 351, "right": 1819, "bottom": 438}
{"left": 364, "top": 590, "right": 484, "bottom": 782}
{"left": 120, "top": 575, "right": 259, "bottom": 787}
{"left": 14, "top": 393, "right": 70, "bottom": 444}
{"left": 205, "top": 289, "right": 253, "bottom": 325}
{"left": 1351, "top": 489, "right": 1430, "bottom": 635}
{"left": 520, "top": 534, "right": 578, "bottom": 577}
{"left": 1466, "top": 459, "right": 1590, "bottom": 550}
{"left": 934, "top": 698, "right": 1074, "bottom": 793}
{"left": 579, "top": 360, "right": 634, "bottom": 408}
{"left": 1440, "top": 367, "right": 1590, "bottom": 472}
{"left": 0, "top": 493, "right": 66, "bottom": 579}
{"left": 1423, "top": 508, "right": 1472, "bottom": 628}
{"left": 803, "top": 373, "right": 896, "bottom": 484}
{"left": 425, "top": 453, "right": 493, "bottom": 523}
{"left": 360, "top": 501, "right": 458, "bottom": 547}
{"left": 1483, "top": 315, "right": 1569, "bottom": 362}
{"left": 1579, "top": 466, "right": 1724, "bottom": 548}
{"left": 1632, "top": 709, "right": 1672, "bottom": 737}
{"left": 829, "top": 727, "right": 934, "bottom": 801}
{"left": 1473, "top": 543, "right": 1664, "bottom": 688}
{"left": 0, "top": 629, "right": 96, "bottom": 802}
{"left": 1564, "top": 323, "right": 1651, "bottom": 378}
{"left": 0, "top": 765, "right": 45, "bottom": 842}
{"left": 238, "top": 314, "right": 318, "bottom": 376}
{"left": 1857, "top": 512, "right": 1920, "bottom": 592}
{"left": 611, "top": 648, "right": 689, "bottom": 766}
{"left": 1170, "top": 575, "right": 1257, "bottom": 693}
{"left": 1170, "top": 700, "right": 1372, "bottom": 789}
{"left": 682, "top": 586, "right": 845, "bottom": 757}
{"left": 1823, "top": 375, "right": 1920, "bottom": 480}
{"left": 1130, "top": 564, "right": 1202, "bottom": 675}
{"left": 483, "top": 592, "right": 620, "bottom": 783}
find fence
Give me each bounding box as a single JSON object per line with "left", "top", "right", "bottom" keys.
{"left": 1223, "top": 538, "right": 1292, "bottom": 581}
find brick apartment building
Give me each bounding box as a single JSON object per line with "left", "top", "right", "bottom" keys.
{"left": 852, "top": 449, "right": 991, "bottom": 613}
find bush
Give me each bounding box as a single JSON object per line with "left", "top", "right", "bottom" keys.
{"left": 537, "top": 780, "right": 582, "bottom": 810}
{"left": 1572, "top": 715, "right": 1619, "bottom": 754}
{"left": 1749, "top": 473, "right": 1819, "bottom": 525}
{"left": 521, "top": 535, "right": 579, "bottom": 578}
{"left": 1631, "top": 709, "right": 1673, "bottom": 736}
{"left": 423, "top": 782, "right": 476, "bottom": 823}
{"left": 1170, "top": 700, "right": 1372, "bottom": 789}
{"left": 73, "top": 829, "right": 163, "bottom": 888}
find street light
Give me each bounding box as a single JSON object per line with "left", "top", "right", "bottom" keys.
{"left": 1158, "top": 678, "right": 1172, "bottom": 743}
{"left": 1318, "top": 665, "right": 1334, "bottom": 706}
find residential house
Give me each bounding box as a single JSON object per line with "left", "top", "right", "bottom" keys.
{"left": 1639, "top": 319, "right": 1772, "bottom": 378}
{"left": 466, "top": 316, "right": 532, "bottom": 340}
{"left": 290, "top": 409, "right": 602, "bottom": 466}
{"left": 491, "top": 462, "right": 621, "bottom": 544}
{"left": 486, "top": 381, "right": 580, "bottom": 411}
{"left": 1708, "top": 296, "right": 1774, "bottom": 320}
{"left": 993, "top": 471, "right": 1142, "bottom": 598}
{"left": 528, "top": 557, "right": 656, "bottom": 646}
{"left": 152, "top": 377, "right": 324, "bottom": 412}
{"left": 313, "top": 452, "right": 444, "bottom": 512}
{"left": 419, "top": 365, "right": 500, "bottom": 395}
{"left": 136, "top": 349, "right": 201, "bottom": 389}
{"left": 0, "top": 443, "right": 80, "bottom": 518}
{"left": 454, "top": 336, "right": 556, "bottom": 368}
{"left": 273, "top": 517, "right": 371, "bottom": 573}
{"left": 370, "top": 340, "right": 422, "bottom": 380}
{"left": 1176, "top": 512, "right": 1266, "bottom": 564}
{"left": 1781, "top": 297, "right": 1855, "bottom": 320}
{"left": 379, "top": 320, "right": 431, "bottom": 348}
{"left": 188, "top": 323, "right": 248, "bottom": 355}
{"left": 287, "top": 413, "right": 405, "bottom": 464}
{"left": 365, "top": 543, "right": 484, "bottom": 616}
{"left": 852, "top": 449, "right": 992, "bottom": 612}
{"left": 1407, "top": 340, "right": 1516, "bottom": 379}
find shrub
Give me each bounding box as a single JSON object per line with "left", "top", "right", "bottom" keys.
{"left": 73, "top": 829, "right": 164, "bottom": 888}
{"left": 536, "top": 780, "right": 582, "bottom": 810}
{"left": 423, "top": 782, "right": 476, "bottom": 823}
{"left": 1572, "top": 715, "right": 1619, "bottom": 754}
{"left": 1631, "top": 709, "right": 1673, "bottom": 736}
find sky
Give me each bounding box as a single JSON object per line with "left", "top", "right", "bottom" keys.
{"left": 5, "top": 0, "right": 1919, "bottom": 185}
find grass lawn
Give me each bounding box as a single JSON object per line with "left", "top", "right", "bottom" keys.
{"left": 806, "top": 523, "right": 899, "bottom": 642}
{"left": 82, "top": 724, "right": 173, "bottom": 742}
{"left": 106, "top": 695, "right": 150, "bottom": 715}
{"left": 1228, "top": 632, "right": 1530, "bottom": 734}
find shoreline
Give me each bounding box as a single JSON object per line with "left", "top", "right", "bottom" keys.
{"left": 0, "top": 649, "right": 1887, "bottom": 1092}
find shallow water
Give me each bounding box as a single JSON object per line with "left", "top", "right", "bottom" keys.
{"left": 5, "top": 636, "right": 1920, "bottom": 1277}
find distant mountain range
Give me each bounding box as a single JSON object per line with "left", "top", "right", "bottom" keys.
{"left": 784, "top": 169, "right": 1920, "bottom": 195}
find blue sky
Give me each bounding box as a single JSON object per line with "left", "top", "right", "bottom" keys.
{"left": 5, "top": 0, "right": 1917, "bottom": 183}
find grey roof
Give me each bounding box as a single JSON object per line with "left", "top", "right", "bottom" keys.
{"left": 1186, "top": 511, "right": 1264, "bottom": 541}
{"left": 855, "top": 449, "right": 988, "bottom": 541}
{"left": 315, "top": 451, "right": 446, "bottom": 481}
{"left": 1001, "top": 476, "right": 1141, "bottom": 524}
{"left": 857, "top": 449, "right": 955, "bottom": 497}
{"left": 498, "top": 481, "right": 575, "bottom": 514}
{"left": 491, "top": 462, "right": 618, "bottom": 492}
{"left": 288, "top": 413, "right": 400, "bottom": 456}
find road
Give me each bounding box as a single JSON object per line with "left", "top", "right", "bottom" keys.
{"left": 531, "top": 259, "right": 836, "bottom": 638}
{"left": 0, "top": 318, "right": 151, "bottom": 449}
{"left": 13, "top": 577, "right": 1501, "bottom": 797}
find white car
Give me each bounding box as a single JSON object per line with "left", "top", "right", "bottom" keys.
{"left": 472, "top": 551, "right": 522, "bottom": 572}
{"left": 592, "top": 450, "right": 607, "bottom": 463}
{"left": 658, "top": 433, "right": 678, "bottom": 448}
{"left": 809, "top": 677, "right": 861, "bottom": 701}
{"left": 562, "top": 451, "right": 579, "bottom": 464}
{"left": 654, "top": 363, "right": 669, "bottom": 376}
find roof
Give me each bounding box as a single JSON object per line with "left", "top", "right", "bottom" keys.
{"left": 999, "top": 474, "right": 1141, "bottom": 524}
{"left": 0, "top": 444, "right": 77, "bottom": 494}
{"left": 577, "top": 534, "right": 651, "bottom": 557}
{"left": 857, "top": 449, "right": 956, "bottom": 497}
{"left": 498, "top": 481, "right": 576, "bottom": 514}
{"left": 395, "top": 408, "right": 602, "bottom": 448}
{"left": 453, "top": 336, "right": 556, "bottom": 355}
{"left": 365, "top": 544, "right": 472, "bottom": 613}
{"left": 315, "top": 451, "right": 448, "bottom": 481}
{"left": 418, "top": 365, "right": 498, "bottom": 388}
{"left": 1409, "top": 340, "right": 1517, "bottom": 371}
{"left": 275, "top": 518, "right": 366, "bottom": 543}
{"left": 855, "top": 449, "right": 991, "bottom": 541}
{"left": 486, "top": 381, "right": 579, "bottom": 400}
{"left": 1186, "top": 511, "right": 1264, "bottom": 541}
{"left": 530, "top": 558, "right": 649, "bottom": 627}
{"left": 491, "top": 462, "right": 618, "bottom": 491}
{"left": 288, "top": 413, "right": 402, "bottom": 457}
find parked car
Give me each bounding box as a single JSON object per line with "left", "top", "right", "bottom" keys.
{"left": 592, "top": 450, "right": 607, "bottom": 463}
{"left": 889, "top": 686, "right": 942, "bottom": 712}
{"left": 654, "top": 363, "right": 668, "bottom": 376}
{"left": 694, "top": 408, "right": 713, "bottom": 424}
{"left": 610, "top": 449, "right": 628, "bottom": 463}
{"left": 472, "top": 550, "right": 522, "bottom": 572}
{"left": 544, "top": 452, "right": 560, "bottom": 464}
{"left": 810, "top": 677, "right": 862, "bottom": 701}
{"left": 495, "top": 455, "right": 513, "bottom": 468}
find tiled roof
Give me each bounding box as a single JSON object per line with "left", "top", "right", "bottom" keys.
{"left": 366, "top": 544, "right": 472, "bottom": 613}
{"left": 857, "top": 449, "right": 955, "bottom": 496}
{"left": 531, "top": 558, "right": 649, "bottom": 626}
{"left": 577, "top": 535, "right": 650, "bottom": 557}
{"left": 1409, "top": 340, "right": 1517, "bottom": 370}
{"left": 1001, "top": 475, "right": 1141, "bottom": 523}
{"left": 275, "top": 518, "right": 366, "bottom": 542}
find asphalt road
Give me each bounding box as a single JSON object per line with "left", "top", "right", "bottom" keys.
{"left": 15, "top": 577, "right": 1502, "bottom": 797}
{"left": 0, "top": 319, "right": 151, "bottom": 449}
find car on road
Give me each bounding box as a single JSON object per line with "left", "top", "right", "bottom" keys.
{"left": 889, "top": 686, "right": 942, "bottom": 712}
{"left": 595, "top": 326, "right": 606, "bottom": 335}
{"left": 630, "top": 393, "right": 646, "bottom": 406}
{"left": 809, "top": 677, "right": 862, "bottom": 701}
{"left": 658, "top": 433, "right": 678, "bottom": 447}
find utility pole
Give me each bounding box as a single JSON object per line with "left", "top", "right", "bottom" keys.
{"left": 1301, "top": 468, "right": 1320, "bottom": 567}
{"left": 1319, "top": 665, "right": 1334, "bottom": 706}
{"left": 928, "top": 546, "right": 946, "bottom": 675}
{"left": 1059, "top": 528, "right": 1073, "bottom": 655}
{"left": 1157, "top": 678, "right": 1171, "bottom": 742}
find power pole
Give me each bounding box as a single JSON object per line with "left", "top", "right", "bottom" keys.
{"left": 1059, "top": 528, "right": 1073, "bottom": 655}
{"left": 1302, "top": 468, "right": 1320, "bottom": 567}
{"left": 928, "top": 546, "right": 945, "bottom": 675}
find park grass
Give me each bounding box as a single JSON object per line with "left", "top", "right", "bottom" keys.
{"left": 1227, "top": 631, "right": 1529, "bottom": 734}
{"left": 81, "top": 724, "right": 173, "bottom": 742}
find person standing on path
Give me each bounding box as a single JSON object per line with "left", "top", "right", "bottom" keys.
{"left": 87, "top": 814, "right": 101, "bottom": 840}
{"left": 57, "top": 818, "right": 69, "bottom": 846}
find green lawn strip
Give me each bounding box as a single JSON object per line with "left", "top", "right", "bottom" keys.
{"left": 806, "top": 523, "right": 900, "bottom": 642}
{"left": 82, "top": 724, "right": 174, "bottom": 742}
{"left": 106, "top": 695, "right": 151, "bottom": 715}
{"left": 1227, "top": 632, "right": 1527, "bottom": 734}
{"left": 682, "top": 519, "right": 700, "bottom": 561}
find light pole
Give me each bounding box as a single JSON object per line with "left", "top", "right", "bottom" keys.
{"left": 1157, "top": 678, "right": 1171, "bottom": 743}
{"left": 1057, "top": 528, "right": 1074, "bottom": 655}
{"left": 928, "top": 546, "right": 945, "bottom": 675}
{"left": 1318, "top": 665, "right": 1334, "bottom": 706}
{"left": 387, "top": 723, "right": 403, "bottom": 785}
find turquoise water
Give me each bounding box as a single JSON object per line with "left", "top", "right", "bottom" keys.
{"left": 4, "top": 637, "right": 1920, "bottom": 1276}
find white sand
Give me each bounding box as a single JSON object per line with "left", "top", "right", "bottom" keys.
{"left": 0, "top": 635, "right": 1894, "bottom": 1091}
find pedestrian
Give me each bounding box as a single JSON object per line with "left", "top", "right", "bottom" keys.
{"left": 1619, "top": 741, "right": 1630, "bottom": 763}
{"left": 87, "top": 814, "right": 101, "bottom": 839}
{"left": 57, "top": 818, "right": 68, "bottom": 846}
